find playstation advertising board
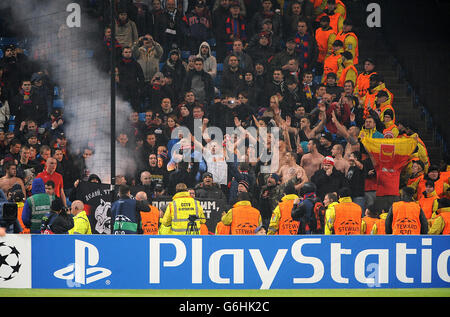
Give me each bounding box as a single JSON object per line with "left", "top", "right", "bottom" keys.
{"left": 1, "top": 235, "right": 449, "bottom": 289}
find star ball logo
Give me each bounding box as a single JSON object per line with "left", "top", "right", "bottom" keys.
{"left": 0, "top": 241, "right": 21, "bottom": 282}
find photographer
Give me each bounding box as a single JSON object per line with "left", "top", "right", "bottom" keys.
{"left": 132, "top": 34, "right": 164, "bottom": 84}
{"left": 161, "top": 183, "right": 206, "bottom": 235}
{"left": 40, "top": 197, "right": 73, "bottom": 234}
{"left": 0, "top": 188, "right": 22, "bottom": 234}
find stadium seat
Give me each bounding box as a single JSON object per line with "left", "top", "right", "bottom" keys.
{"left": 0, "top": 49, "right": 3, "bottom": 59}
{"left": 53, "top": 99, "right": 64, "bottom": 109}
{"left": 0, "top": 37, "right": 18, "bottom": 46}
{"left": 217, "top": 63, "right": 223, "bottom": 72}
{"left": 181, "top": 50, "right": 191, "bottom": 60}
{"left": 139, "top": 112, "right": 146, "bottom": 121}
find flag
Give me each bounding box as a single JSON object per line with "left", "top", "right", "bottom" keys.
{"left": 361, "top": 136, "right": 417, "bottom": 196}
{"left": 75, "top": 181, "right": 114, "bottom": 234}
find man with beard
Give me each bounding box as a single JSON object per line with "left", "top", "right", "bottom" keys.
{"left": 0, "top": 161, "right": 26, "bottom": 198}
{"left": 116, "top": 47, "right": 146, "bottom": 111}
{"left": 220, "top": 54, "right": 245, "bottom": 97}
{"left": 115, "top": 9, "right": 139, "bottom": 48}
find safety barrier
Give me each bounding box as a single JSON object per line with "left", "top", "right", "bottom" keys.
{"left": 0, "top": 234, "right": 449, "bottom": 289}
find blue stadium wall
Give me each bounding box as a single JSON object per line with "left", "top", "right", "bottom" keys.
{"left": 0, "top": 234, "right": 449, "bottom": 289}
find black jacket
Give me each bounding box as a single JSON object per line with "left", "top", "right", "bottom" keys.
{"left": 182, "top": 70, "right": 215, "bottom": 106}
{"left": 49, "top": 211, "right": 74, "bottom": 234}
{"left": 311, "top": 168, "right": 349, "bottom": 200}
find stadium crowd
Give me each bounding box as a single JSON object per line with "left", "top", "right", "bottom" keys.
{"left": 0, "top": 0, "right": 449, "bottom": 236}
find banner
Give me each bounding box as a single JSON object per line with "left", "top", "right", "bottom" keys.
{"left": 152, "top": 196, "right": 229, "bottom": 233}
{"left": 30, "top": 235, "right": 450, "bottom": 289}
{"left": 361, "top": 136, "right": 417, "bottom": 196}
{"left": 75, "top": 181, "right": 113, "bottom": 234}
{"left": 75, "top": 182, "right": 230, "bottom": 234}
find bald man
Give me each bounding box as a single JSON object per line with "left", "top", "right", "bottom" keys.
{"left": 136, "top": 191, "right": 161, "bottom": 235}
{"left": 36, "top": 157, "right": 67, "bottom": 206}
{"left": 68, "top": 200, "right": 92, "bottom": 234}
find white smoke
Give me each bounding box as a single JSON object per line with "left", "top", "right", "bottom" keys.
{"left": 2, "top": 0, "right": 135, "bottom": 183}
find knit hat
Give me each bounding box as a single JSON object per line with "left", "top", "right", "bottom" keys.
{"left": 238, "top": 180, "right": 249, "bottom": 191}
{"left": 202, "top": 172, "right": 213, "bottom": 180}
{"left": 323, "top": 156, "right": 335, "bottom": 166}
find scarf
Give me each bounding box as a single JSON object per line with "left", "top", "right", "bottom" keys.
{"left": 104, "top": 36, "right": 121, "bottom": 51}
{"left": 122, "top": 57, "right": 133, "bottom": 64}
{"left": 304, "top": 192, "right": 316, "bottom": 200}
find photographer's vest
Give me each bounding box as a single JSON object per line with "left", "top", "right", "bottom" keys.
{"left": 112, "top": 198, "right": 138, "bottom": 234}
{"left": 140, "top": 205, "right": 160, "bottom": 235}
{"left": 392, "top": 201, "right": 421, "bottom": 235}
{"left": 27, "top": 193, "right": 54, "bottom": 233}
{"left": 169, "top": 192, "right": 201, "bottom": 235}
{"left": 278, "top": 196, "right": 299, "bottom": 235}
{"left": 231, "top": 201, "right": 260, "bottom": 235}
{"left": 333, "top": 200, "right": 362, "bottom": 235}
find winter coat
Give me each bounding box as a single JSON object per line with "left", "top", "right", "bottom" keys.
{"left": 132, "top": 41, "right": 164, "bottom": 82}
{"left": 196, "top": 41, "right": 217, "bottom": 79}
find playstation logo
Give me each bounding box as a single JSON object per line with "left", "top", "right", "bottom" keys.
{"left": 54, "top": 239, "right": 111, "bottom": 285}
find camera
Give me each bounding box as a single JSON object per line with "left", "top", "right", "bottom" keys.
{"left": 188, "top": 214, "right": 199, "bottom": 222}
{"left": 228, "top": 100, "right": 235, "bottom": 105}
{"left": 0, "top": 202, "right": 18, "bottom": 222}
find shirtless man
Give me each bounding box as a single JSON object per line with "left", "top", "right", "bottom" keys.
{"left": 300, "top": 139, "right": 325, "bottom": 179}
{"left": 0, "top": 161, "right": 26, "bottom": 197}
{"left": 299, "top": 115, "right": 324, "bottom": 140}
{"left": 331, "top": 110, "right": 361, "bottom": 160}
{"left": 279, "top": 152, "right": 308, "bottom": 188}
{"left": 331, "top": 143, "right": 350, "bottom": 174}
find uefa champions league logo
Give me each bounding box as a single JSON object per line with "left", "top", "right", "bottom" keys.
{"left": 0, "top": 241, "right": 21, "bottom": 282}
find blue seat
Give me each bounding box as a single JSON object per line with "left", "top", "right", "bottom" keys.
{"left": 138, "top": 112, "right": 146, "bottom": 121}
{"left": 0, "top": 37, "right": 18, "bottom": 46}
{"left": 207, "top": 38, "right": 216, "bottom": 48}
{"left": 0, "top": 49, "right": 3, "bottom": 59}
{"left": 53, "top": 99, "right": 64, "bottom": 108}
{"left": 217, "top": 63, "right": 223, "bottom": 72}
{"left": 181, "top": 50, "right": 191, "bottom": 60}
{"left": 211, "top": 50, "right": 216, "bottom": 57}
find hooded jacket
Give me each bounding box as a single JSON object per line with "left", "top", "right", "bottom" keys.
{"left": 196, "top": 41, "right": 217, "bottom": 79}
{"left": 22, "top": 178, "right": 54, "bottom": 233}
